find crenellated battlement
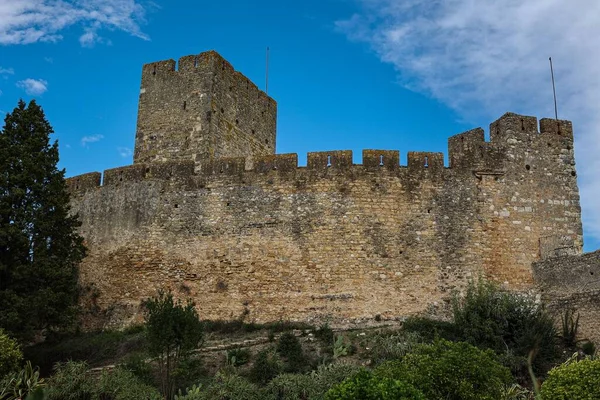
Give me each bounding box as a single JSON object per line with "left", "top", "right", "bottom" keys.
{"left": 68, "top": 112, "right": 575, "bottom": 197}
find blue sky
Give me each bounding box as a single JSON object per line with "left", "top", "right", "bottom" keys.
{"left": 0, "top": 0, "right": 598, "bottom": 252}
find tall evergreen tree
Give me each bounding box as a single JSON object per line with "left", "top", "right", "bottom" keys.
{"left": 0, "top": 99, "right": 86, "bottom": 341}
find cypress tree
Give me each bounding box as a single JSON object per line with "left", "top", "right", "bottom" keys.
{"left": 0, "top": 99, "right": 86, "bottom": 341}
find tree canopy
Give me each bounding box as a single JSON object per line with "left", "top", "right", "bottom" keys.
{"left": 0, "top": 99, "right": 86, "bottom": 341}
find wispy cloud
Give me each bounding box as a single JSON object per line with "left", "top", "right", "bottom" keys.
{"left": 117, "top": 146, "right": 132, "bottom": 158}
{"left": 0, "top": 0, "right": 150, "bottom": 46}
{"left": 0, "top": 67, "right": 14, "bottom": 75}
{"left": 337, "top": 0, "right": 600, "bottom": 243}
{"left": 16, "top": 78, "right": 48, "bottom": 95}
{"left": 81, "top": 134, "right": 104, "bottom": 147}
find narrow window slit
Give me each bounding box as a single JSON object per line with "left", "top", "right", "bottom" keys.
{"left": 327, "top": 155, "right": 332, "bottom": 167}
{"left": 379, "top": 155, "right": 384, "bottom": 166}
{"left": 183, "top": 101, "right": 187, "bottom": 110}
{"left": 424, "top": 156, "right": 429, "bottom": 168}
{"left": 152, "top": 65, "right": 156, "bottom": 75}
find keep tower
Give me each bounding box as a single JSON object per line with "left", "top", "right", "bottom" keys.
{"left": 134, "top": 51, "right": 277, "bottom": 165}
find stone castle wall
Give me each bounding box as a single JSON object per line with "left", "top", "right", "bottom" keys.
{"left": 533, "top": 251, "right": 600, "bottom": 344}
{"left": 67, "top": 113, "right": 583, "bottom": 329}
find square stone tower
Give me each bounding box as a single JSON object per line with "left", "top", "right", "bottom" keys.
{"left": 134, "top": 51, "right": 277, "bottom": 165}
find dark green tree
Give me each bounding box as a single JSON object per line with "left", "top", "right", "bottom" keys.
{"left": 143, "top": 291, "right": 204, "bottom": 399}
{"left": 0, "top": 99, "right": 85, "bottom": 341}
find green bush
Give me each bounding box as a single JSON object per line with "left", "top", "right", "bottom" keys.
{"left": 452, "top": 279, "right": 558, "bottom": 372}
{"left": 540, "top": 357, "right": 600, "bottom": 400}
{"left": 375, "top": 339, "right": 512, "bottom": 400}
{"left": 180, "top": 373, "right": 262, "bottom": 400}
{"left": 0, "top": 361, "right": 46, "bottom": 400}
{"left": 45, "top": 361, "right": 161, "bottom": 400}
{"left": 314, "top": 324, "right": 335, "bottom": 354}
{"left": 277, "top": 333, "right": 307, "bottom": 373}
{"left": 248, "top": 349, "right": 282, "bottom": 386}
{"left": 365, "top": 331, "right": 422, "bottom": 365}
{"left": 325, "top": 370, "right": 425, "bottom": 400}
{"left": 226, "top": 347, "right": 251, "bottom": 367}
{"left": 95, "top": 367, "right": 162, "bottom": 400}
{"left": 0, "top": 330, "right": 22, "bottom": 379}
{"left": 311, "top": 363, "right": 363, "bottom": 395}
{"left": 264, "top": 373, "right": 319, "bottom": 400}
{"left": 401, "top": 317, "right": 458, "bottom": 342}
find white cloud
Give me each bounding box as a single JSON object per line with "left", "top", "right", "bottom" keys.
{"left": 337, "top": 0, "right": 600, "bottom": 244}
{"left": 0, "top": 67, "right": 14, "bottom": 74}
{"left": 44, "top": 57, "right": 53, "bottom": 63}
{"left": 81, "top": 134, "right": 104, "bottom": 146}
{"left": 16, "top": 78, "right": 48, "bottom": 95}
{"left": 117, "top": 146, "right": 132, "bottom": 158}
{"left": 0, "top": 0, "right": 149, "bottom": 46}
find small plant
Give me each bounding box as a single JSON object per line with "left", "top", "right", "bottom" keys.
{"left": 0, "top": 361, "right": 46, "bottom": 400}
{"left": 277, "top": 332, "right": 307, "bottom": 373}
{"left": 333, "top": 335, "right": 350, "bottom": 359}
{"left": 0, "top": 330, "right": 22, "bottom": 379}
{"left": 560, "top": 309, "right": 580, "bottom": 347}
{"left": 314, "top": 323, "right": 335, "bottom": 352}
{"left": 175, "top": 384, "right": 202, "bottom": 400}
{"left": 226, "top": 347, "right": 251, "bottom": 367}
{"left": 248, "top": 349, "right": 281, "bottom": 386}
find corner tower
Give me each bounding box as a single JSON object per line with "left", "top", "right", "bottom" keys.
{"left": 134, "top": 51, "right": 277, "bottom": 165}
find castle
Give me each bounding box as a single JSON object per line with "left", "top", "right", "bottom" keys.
{"left": 66, "top": 51, "right": 599, "bottom": 340}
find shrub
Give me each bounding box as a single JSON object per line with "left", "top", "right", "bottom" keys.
{"left": 325, "top": 370, "right": 425, "bottom": 400}
{"left": 120, "top": 352, "right": 155, "bottom": 386}
{"left": 540, "top": 357, "right": 600, "bottom": 400}
{"left": 0, "top": 361, "right": 46, "bottom": 400}
{"left": 0, "top": 330, "right": 22, "bottom": 379}
{"left": 248, "top": 349, "right": 282, "bottom": 386}
{"left": 375, "top": 339, "right": 513, "bottom": 400}
{"left": 264, "top": 373, "right": 319, "bottom": 400}
{"left": 314, "top": 324, "right": 335, "bottom": 354}
{"left": 96, "top": 367, "right": 162, "bottom": 400}
{"left": 401, "top": 317, "right": 458, "bottom": 342}
{"left": 277, "top": 333, "right": 307, "bottom": 373}
{"left": 226, "top": 347, "right": 251, "bottom": 367}
{"left": 182, "top": 373, "right": 262, "bottom": 400}
{"left": 144, "top": 291, "right": 204, "bottom": 399}
{"left": 311, "top": 363, "right": 363, "bottom": 394}
{"left": 45, "top": 361, "right": 161, "bottom": 400}
{"left": 452, "top": 279, "right": 558, "bottom": 372}
{"left": 365, "top": 331, "right": 422, "bottom": 365}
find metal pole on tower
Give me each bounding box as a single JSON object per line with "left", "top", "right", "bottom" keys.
{"left": 266, "top": 47, "right": 270, "bottom": 95}
{"left": 549, "top": 57, "right": 558, "bottom": 120}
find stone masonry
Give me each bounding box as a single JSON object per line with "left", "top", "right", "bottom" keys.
{"left": 66, "top": 50, "right": 586, "bottom": 330}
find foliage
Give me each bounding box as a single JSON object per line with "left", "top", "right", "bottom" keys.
{"left": 333, "top": 336, "right": 350, "bottom": 359}
{"left": 45, "top": 360, "right": 161, "bottom": 400}
{"left": 310, "top": 363, "right": 363, "bottom": 395}
{"left": 176, "top": 372, "right": 262, "bottom": 400}
{"left": 277, "top": 332, "right": 308, "bottom": 373}
{"left": 264, "top": 373, "right": 320, "bottom": 400}
{"left": 144, "top": 291, "right": 204, "bottom": 399}
{"left": 226, "top": 347, "right": 251, "bottom": 367}
{"left": 0, "top": 99, "right": 86, "bottom": 341}
{"left": 248, "top": 349, "right": 281, "bottom": 386}
{"left": 401, "top": 316, "right": 459, "bottom": 342}
{"left": 559, "top": 309, "right": 579, "bottom": 347}
{"left": 363, "top": 331, "right": 422, "bottom": 365}
{"left": 540, "top": 357, "right": 600, "bottom": 400}
{"left": 0, "top": 361, "right": 45, "bottom": 400}
{"left": 500, "top": 384, "right": 534, "bottom": 400}
{"left": 45, "top": 361, "right": 94, "bottom": 400}
{"left": 375, "top": 339, "right": 513, "bottom": 400}
{"left": 120, "top": 352, "right": 155, "bottom": 386}
{"left": 452, "top": 279, "right": 558, "bottom": 372}
{"left": 0, "top": 330, "right": 22, "bottom": 379}
{"left": 314, "top": 324, "right": 335, "bottom": 354}
{"left": 202, "top": 320, "right": 311, "bottom": 335}
{"left": 325, "top": 370, "right": 425, "bottom": 400}
{"left": 25, "top": 328, "right": 147, "bottom": 374}
{"left": 95, "top": 367, "right": 162, "bottom": 400}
